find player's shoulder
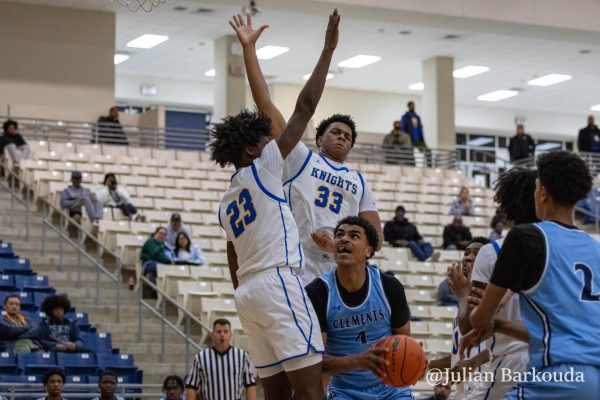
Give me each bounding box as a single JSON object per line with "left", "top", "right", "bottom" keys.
{"left": 377, "top": 269, "right": 404, "bottom": 291}
{"left": 305, "top": 276, "right": 329, "bottom": 296}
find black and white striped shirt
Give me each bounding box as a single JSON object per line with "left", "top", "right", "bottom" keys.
{"left": 184, "top": 346, "right": 256, "bottom": 400}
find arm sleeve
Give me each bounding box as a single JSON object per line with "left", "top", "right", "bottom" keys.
{"left": 381, "top": 274, "right": 411, "bottom": 328}
{"left": 383, "top": 222, "right": 394, "bottom": 243}
{"left": 191, "top": 245, "right": 206, "bottom": 265}
{"left": 282, "top": 141, "right": 310, "bottom": 182}
{"left": 490, "top": 225, "right": 545, "bottom": 292}
{"left": 60, "top": 189, "right": 76, "bottom": 209}
{"left": 412, "top": 225, "right": 423, "bottom": 242}
{"left": 71, "top": 321, "right": 83, "bottom": 346}
{"left": 470, "top": 244, "right": 496, "bottom": 284}
{"left": 442, "top": 226, "right": 453, "bottom": 247}
{"left": 358, "top": 179, "right": 377, "bottom": 212}
{"left": 118, "top": 187, "right": 130, "bottom": 203}
{"left": 184, "top": 354, "right": 203, "bottom": 389}
{"left": 305, "top": 279, "right": 329, "bottom": 333}
{"left": 242, "top": 352, "right": 257, "bottom": 387}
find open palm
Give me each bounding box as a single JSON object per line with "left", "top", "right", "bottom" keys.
{"left": 229, "top": 14, "right": 268, "bottom": 46}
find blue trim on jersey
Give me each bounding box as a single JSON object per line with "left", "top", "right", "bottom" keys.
{"left": 522, "top": 293, "right": 551, "bottom": 367}
{"left": 357, "top": 171, "right": 366, "bottom": 204}
{"left": 278, "top": 203, "right": 290, "bottom": 266}
{"left": 490, "top": 334, "right": 496, "bottom": 353}
{"left": 298, "top": 242, "right": 303, "bottom": 269}
{"left": 483, "top": 356, "right": 504, "bottom": 400}
{"left": 287, "top": 183, "right": 293, "bottom": 211}
{"left": 518, "top": 385, "right": 524, "bottom": 400}
{"left": 217, "top": 204, "right": 224, "bottom": 229}
{"left": 250, "top": 164, "right": 286, "bottom": 203}
{"left": 293, "top": 269, "right": 315, "bottom": 350}
{"left": 277, "top": 267, "right": 309, "bottom": 343}
{"left": 230, "top": 168, "right": 242, "bottom": 181}
{"left": 318, "top": 153, "right": 349, "bottom": 172}
{"left": 254, "top": 348, "right": 324, "bottom": 369}
{"left": 491, "top": 240, "right": 501, "bottom": 254}
{"left": 283, "top": 150, "right": 313, "bottom": 185}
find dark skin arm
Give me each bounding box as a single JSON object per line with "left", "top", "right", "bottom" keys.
{"left": 226, "top": 241, "right": 239, "bottom": 289}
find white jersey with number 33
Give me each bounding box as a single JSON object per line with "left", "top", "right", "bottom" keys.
{"left": 218, "top": 140, "right": 303, "bottom": 279}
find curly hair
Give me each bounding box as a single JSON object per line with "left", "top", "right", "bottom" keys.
{"left": 3, "top": 120, "right": 17, "bottom": 133}
{"left": 43, "top": 368, "right": 65, "bottom": 385}
{"left": 468, "top": 236, "right": 491, "bottom": 247}
{"left": 209, "top": 109, "right": 272, "bottom": 168}
{"left": 315, "top": 114, "right": 357, "bottom": 147}
{"left": 41, "top": 294, "right": 71, "bottom": 316}
{"left": 537, "top": 151, "right": 592, "bottom": 206}
{"left": 493, "top": 168, "right": 538, "bottom": 225}
{"left": 334, "top": 216, "right": 379, "bottom": 258}
{"left": 162, "top": 375, "right": 184, "bottom": 392}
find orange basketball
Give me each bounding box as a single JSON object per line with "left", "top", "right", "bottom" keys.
{"left": 379, "top": 335, "right": 427, "bottom": 387}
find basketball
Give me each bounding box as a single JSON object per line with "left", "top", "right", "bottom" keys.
{"left": 379, "top": 335, "right": 428, "bottom": 387}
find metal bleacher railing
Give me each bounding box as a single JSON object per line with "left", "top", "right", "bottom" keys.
{"left": 0, "top": 383, "right": 163, "bottom": 399}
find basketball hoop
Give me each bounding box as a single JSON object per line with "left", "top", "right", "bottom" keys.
{"left": 112, "top": 0, "right": 166, "bottom": 12}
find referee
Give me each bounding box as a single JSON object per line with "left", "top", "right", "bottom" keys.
{"left": 185, "top": 318, "right": 256, "bottom": 400}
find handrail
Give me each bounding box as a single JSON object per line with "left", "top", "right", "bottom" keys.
{"left": 575, "top": 205, "right": 600, "bottom": 233}
{"left": 0, "top": 160, "right": 31, "bottom": 241}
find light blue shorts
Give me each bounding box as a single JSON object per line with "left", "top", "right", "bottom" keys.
{"left": 328, "top": 383, "right": 413, "bottom": 400}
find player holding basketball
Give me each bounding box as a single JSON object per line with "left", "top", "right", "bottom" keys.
{"left": 212, "top": 9, "right": 340, "bottom": 400}
{"left": 229, "top": 15, "right": 383, "bottom": 285}
{"left": 470, "top": 151, "right": 600, "bottom": 399}
{"left": 305, "top": 216, "right": 413, "bottom": 400}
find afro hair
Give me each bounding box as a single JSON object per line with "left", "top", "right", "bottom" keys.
{"left": 536, "top": 151, "right": 592, "bottom": 207}
{"left": 41, "top": 294, "right": 71, "bottom": 316}
{"left": 209, "top": 109, "right": 272, "bottom": 168}
{"left": 493, "top": 168, "right": 539, "bottom": 225}
{"left": 315, "top": 114, "right": 357, "bottom": 147}
{"left": 334, "top": 216, "right": 379, "bottom": 258}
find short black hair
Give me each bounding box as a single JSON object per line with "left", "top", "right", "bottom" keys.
{"left": 3, "top": 294, "right": 19, "bottom": 305}
{"left": 395, "top": 205, "right": 405, "bottom": 213}
{"left": 209, "top": 109, "right": 272, "bottom": 168}
{"left": 103, "top": 173, "right": 117, "bottom": 185}
{"left": 315, "top": 114, "right": 357, "bottom": 147}
{"left": 536, "top": 151, "right": 592, "bottom": 207}
{"left": 3, "top": 120, "right": 17, "bottom": 133}
{"left": 152, "top": 226, "right": 167, "bottom": 237}
{"left": 334, "top": 216, "right": 379, "bottom": 258}
{"left": 468, "top": 237, "right": 491, "bottom": 246}
{"left": 407, "top": 101, "right": 414, "bottom": 107}
{"left": 98, "top": 370, "right": 118, "bottom": 383}
{"left": 41, "top": 294, "right": 71, "bottom": 316}
{"left": 162, "top": 375, "right": 184, "bottom": 392}
{"left": 493, "top": 168, "right": 538, "bottom": 225}
{"left": 43, "top": 368, "right": 66, "bottom": 385}
{"left": 213, "top": 318, "right": 231, "bottom": 330}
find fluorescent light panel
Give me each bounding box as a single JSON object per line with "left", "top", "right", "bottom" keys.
{"left": 408, "top": 82, "right": 424, "bottom": 91}
{"left": 338, "top": 55, "right": 381, "bottom": 69}
{"left": 453, "top": 65, "right": 489, "bottom": 78}
{"left": 527, "top": 74, "right": 572, "bottom": 86}
{"left": 477, "top": 90, "right": 519, "bottom": 102}
{"left": 114, "top": 54, "right": 129, "bottom": 65}
{"left": 205, "top": 69, "right": 215, "bottom": 77}
{"left": 256, "top": 46, "right": 289, "bottom": 60}
{"left": 126, "top": 34, "right": 169, "bottom": 49}
{"left": 591, "top": 104, "right": 600, "bottom": 111}
{"left": 468, "top": 137, "right": 494, "bottom": 146}
{"left": 536, "top": 142, "right": 562, "bottom": 151}
{"left": 302, "top": 73, "right": 334, "bottom": 80}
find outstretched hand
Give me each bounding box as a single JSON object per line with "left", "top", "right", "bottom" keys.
{"left": 312, "top": 229, "right": 336, "bottom": 253}
{"left": 324, "top": 8, "right": 340, "bottom": 51}
{"left": 229, "top": 13, "right": 268, "bottom": 47}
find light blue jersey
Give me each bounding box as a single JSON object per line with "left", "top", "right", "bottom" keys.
{"left": 321, "top": 267, "right": 412, "bottom": 399}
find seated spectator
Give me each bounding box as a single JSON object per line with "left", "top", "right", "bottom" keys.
{"left": 60, "top": 171, "right": 103, "bottom": 224}
{"left": 38, "top": 368, "right": 67, "bottom": 400}
{"left": 96, "top": 107, "right": 128, "bottom": 146}
{"left": 0, "top": 120, "right": 30, "bottom": 168}
{"left": 36, "top": 294, "right": 87, "bottom": 352}
{"left": 382, "top": 120, "right": 413, "bottom": 165}
{"left": 92, "top": 371, "right": 124, "bottom": 400}
{"left": 383, "top": 206, "right": 438, "bottom": 261}
{"left": 437, "top": 278, "right": 458, "bottom": 306}
{"left": 96, "top": 173, "right": 142, "bottom": 221}
{"left": 449, "top": 186, "right": 474, "bottom": 216}
{"left": 162, "top": 375, "right": 185, "bottom": 400}
{"left": 489, "top": 219, "right": 504, "bottom": 241}
{"left": 420, "top": 382, "right": 451, "bottom": 400}
{"left": 140, "top": 227, "right": 175, "bottom": 285}
{"left": 0, "top": 294, "right": 40, "bottom": 352}
{"left": 165, "top": 213, "right": 192, "bottom": 250}
{"left": 442, "top": 216, "right": 472, "bottom": 250}
{"left": 174, "top": 232, "right": 205, "bottom": 266}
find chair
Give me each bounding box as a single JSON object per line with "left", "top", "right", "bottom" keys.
{"left": 176, "top": 280, "right": 217, "bottom": 325}
{"left": 0, "top": 275, "right": 15, "bottom": 291}
{"left": 15, "top": 292, "right": 35, "bottom": 311}
{"left": 33, "top": 292, "right": 51, "bottom": 310}
{"left": 21, "top": 275, "right": 52, "bottom": 292}
{"left": 0, "top": 258, "right": 33, "bottom": 275}
{"left": 0, "top": 243, "right": 14, "bottom": 258}
{"left": 57, "top": 353, "right": 98, "bottom": 375}
{"left": 0, "top": 353, "right": 17, "bottom": 374}
{"left": 17, "top": 352, "right": 57, "bottom": 375}
{"left": 66, "top": 312, "right": 92, "bottom": 332}
{"left": 97, "top": 354, "right": 137, "bottom": 378}
{"left": 80, "top": 332, "right": 112, "bottom": 353}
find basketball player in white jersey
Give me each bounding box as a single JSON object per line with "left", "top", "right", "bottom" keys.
{"left": 212, "top": 10, "right": 340, "bottom": 400}
{"left": 229, "top": 15, "right": 383, "bottom": 284}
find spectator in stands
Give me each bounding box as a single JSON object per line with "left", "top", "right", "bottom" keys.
{"left": 578, "top": 115, "right": 600, "bottom": 153}
{"left": 382, "top": 120, "right": 413, "bottom": 165}
{"left": 96, "top": 106, "right": 128, "bottom": 146}
{"left": 95, "top": 173, "right": 143, "bottom": 221}
{"left": 60, "top": 171, "right": 103, "bottom": 225}
{"left": 437, "top": 278, "right": 458, "bottom": 306}
{"left": 162, "top": 375, "right": 185, "bottom": 400}
{"left": 185, "top": 318, "right": 256, "bottom": 400}
{"left": 0, "top": 294, "right": 40, "bottom": 352}
{"left": 489, "top": 218, "right": 504, "bottom": 241}
{"left": 38, "top": 368, "right": 67, "bottom": 400}
{"left": 0, "top": 120, "right": 30, "bottom": 168}
{"left": 401, "top": 101, "right": 431, "bottom": 166}
{"left": 92, "top": 371, "right": 124, "bottom": 400}
{"left": 36, "top": 294, "right": 86, "bottom": 352}
{"left": 140, "top": 227, "right": 175, "bottom": 285}
{"left": 442, "top": 216, "right": 472, "bottom": 250}
{"left": 164, "top": 213, "right": 192, "bottom": 250}
{"left": 449, "top": 186, "right": 474, "bottom": 216}
{"left": 174, "top": 232, "right": 205, "bottom": 266}
{"left": 383, "top": 205, "right": 437, "bottom": 261}
{"left": 508, "top": 124, "right": 535, "bottom": 163}
{"left": 420, "top": 382, "right": 451, "bottom": 400}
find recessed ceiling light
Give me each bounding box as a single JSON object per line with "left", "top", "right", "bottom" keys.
{"left": 591, "top": 104, "right": 600, "bottom": 111}
{"left": 453, "top": 65, "right": 489, "bottom": 79}
{"left": 399, "top": 30, "right": 412, "bottom": 35}
{"left": 205, "top": 69, "right": 215, "bottom": 77}
{"left": 468, "top": 137, "right": 494, "bottom": 146}
{"left": 173, "top": 6, "right": 187, "bottom": 11}
{"left": 338, "top": 55, "right": 381, "bottom": 69}
{"left": 302, "top": 73, "right": 334, "bottom": 80}
{"left": 580, "top": 49, "right": 591, "bottom": 54}
{"left": 126, "top": 34, "right": 169, "bottom": 49}
{"left": 256, "top": 46, "right": 289, "bottom": 60}
{"left": 443, "top": 34, "right": 461, "bottom": 40}
{"left": 114, "top": 54, "right": 129, "bottom": 65}
{"left": 477, "top": 90, "right": 519, "bottom": 102}
{"left": 536, "top": 142, "right": 562, "bottom": 151}
{"left": 527, "top": 74, "right": 572, "bottom": 87}
{"left": 408, "top": 82, "right": 424, "bottom": 91}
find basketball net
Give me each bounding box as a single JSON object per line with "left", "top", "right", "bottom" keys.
{"left": 112, "top": 0, "right": 166, "bottom": 12}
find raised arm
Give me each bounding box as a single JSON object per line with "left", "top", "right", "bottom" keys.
{"left": 275, "top": 9, "right": 339, "bottom": 159}
{"left": 229, "top": 14, "right": 286, "bottom": 138}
